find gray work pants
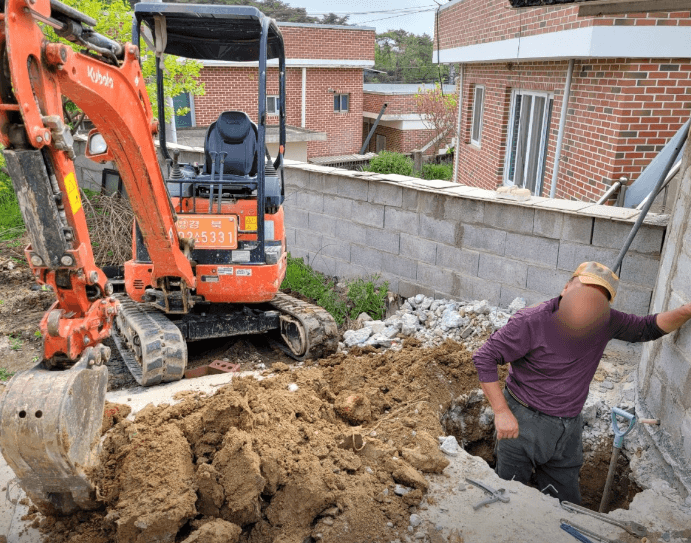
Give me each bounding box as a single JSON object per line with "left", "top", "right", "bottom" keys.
{"left": 495, "top": 388, "right": 584, "bottom": 504}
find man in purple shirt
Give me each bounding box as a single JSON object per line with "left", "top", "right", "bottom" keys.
{"left": 473, "top": 261, "right": 691, "bottom": 504}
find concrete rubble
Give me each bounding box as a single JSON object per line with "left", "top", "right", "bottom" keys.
{"left": 341, "top": 294, "right": 524, "bottom": 353}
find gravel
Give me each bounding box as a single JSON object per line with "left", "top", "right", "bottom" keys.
{"left": 338, "top": 295, "right": 522, "bottom": 354}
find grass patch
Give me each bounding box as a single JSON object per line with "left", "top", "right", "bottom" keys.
{"left": 0, "top": 368, "right": 13, "bottom": 381}
{"left": 0, "top": 154, "right": 24, "bottom": 241}
{"left": 281, "top": 254, "right": 388, "bottom": 326}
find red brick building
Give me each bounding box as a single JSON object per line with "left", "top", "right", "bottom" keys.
{"left": 435, "top": 1, "right": 691, "bottom": 201}
{"left": 362, "top": 84, "right": 456, "bottom": 155}
{"left": 179, "top": 22, "right": 375, "bottom": 160}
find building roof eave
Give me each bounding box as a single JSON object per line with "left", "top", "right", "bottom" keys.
{"left": 436, "top": 25, "right": 691, "bottom": 64}
{"left": 202, "top": 59, "right": 375, "bottom": 69}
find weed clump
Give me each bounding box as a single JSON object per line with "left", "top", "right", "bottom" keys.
{"left": 281, "top": 254, "right": 388, "bottom": 326}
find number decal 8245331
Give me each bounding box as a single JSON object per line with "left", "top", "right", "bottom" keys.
{"left": 176, "top": 216, "right": 238, "bottom": 249}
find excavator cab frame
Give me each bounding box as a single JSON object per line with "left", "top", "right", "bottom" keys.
{"left": 133, "top": 3, "right": 287, "bottom": 266}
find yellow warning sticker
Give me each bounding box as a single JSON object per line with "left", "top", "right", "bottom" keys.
{"left": 245, "top": 215, "right": 257, "bottom": 230}
{"left": 64, "top": 172, "right": 81, "bottom": 214}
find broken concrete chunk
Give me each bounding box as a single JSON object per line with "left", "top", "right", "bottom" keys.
{"left": 394, "top": 484, "right": 412, "bottom": 496}
{"left": 508, "top": 297, "right": 527, "bottom": 314}
{"left": 343, "top": 327, "right": 373, "bottom": 347}
{"left": 496, "top": 185, "right": 531, "bottom": 202}
{"left": 441, "top": 308, "right": 464, "bottom": 329}
{"left": 439, "top": 435, "right": 460, "bottom": 456}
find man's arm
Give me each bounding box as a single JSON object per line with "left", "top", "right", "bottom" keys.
{"left": 656, "top": 303, "right": 691, "bottom": 334}
{"left": 473, "top": 313, "right": 532, "bottom": 440}
{"left": 480, "top": 381, "right": 519, "bottom": 439}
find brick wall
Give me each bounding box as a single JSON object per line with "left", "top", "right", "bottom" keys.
{"left": 455, "top": 59, "right": 691, "bottom": 201}
{"left": 194, "top": 66, "right": 302, "bottom": 128}
{"left": 284, "top": 162, "right": 665, "bottom": 317}
{"left": 279, "top": 24, "right": 375, "bottom": 61}
{"left": 363, "top": 92, "right": 421, "bottom": 115}
{"left": 191, "top": 24, "right": 374, "bottom": 159}
{"left": 435, "top": 0, "right": 691, "bottom": 52}
{"left": 195, "top": 67, "right": 364, "bottom": 159}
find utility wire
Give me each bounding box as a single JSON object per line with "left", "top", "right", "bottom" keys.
{"left": 358, "top": 8, "right": 436, "bottom": 24}
{"left": 308, "top": 6, "right": 436, "bottom": 15}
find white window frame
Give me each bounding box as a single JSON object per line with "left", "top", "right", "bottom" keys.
{"left": 470, "top": 85, "right": 485, "bottom": 146}
{"left": 334, "top": 93, "right": 349, "bottom": 113}
{"left": 266, "top": 95, "right": 279, "bottom": 116}
{"left": 503, "top": 89, "right": 554, "bottom": 196}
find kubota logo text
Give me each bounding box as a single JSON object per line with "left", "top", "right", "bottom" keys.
{"left": 87, "top": 67, "right": 114, "bottom": 89}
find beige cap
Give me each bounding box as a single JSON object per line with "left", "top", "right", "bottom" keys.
{"left": 572, "top": 262, "right": 619, "bottom": 302}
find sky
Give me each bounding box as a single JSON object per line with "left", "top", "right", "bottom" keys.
{"left": 291, "top": 0, "right": 440, "bottom": 36}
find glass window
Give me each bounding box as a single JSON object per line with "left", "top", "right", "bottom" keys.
{"left": 334, "top": 93, "right": 349, "bottom": 112}
{"left": 266, "top": 96, "right": 279, "bottom": 115}
{"left": 504, "top": 90, "right": 554, "bottom": 196}
{"left": 471, "top": 85, "right": 484, "bottom": 145}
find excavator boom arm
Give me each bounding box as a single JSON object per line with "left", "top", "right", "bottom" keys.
{"left": 0, "top": 0, "right": 194, "bottom": 362}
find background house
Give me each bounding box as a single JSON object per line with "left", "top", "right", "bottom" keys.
{"left": 435, "top": 1, "right": 691, "bottom": 201}
{"left": 362, "top": 84, "right": 456, "bottom": 155}
{"left": 174, "top": 22, "right": 375, "bottom": 161}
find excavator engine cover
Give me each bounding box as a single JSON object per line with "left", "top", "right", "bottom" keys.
{"left": 0, "top": 346, "right": 108, "bottom": 515}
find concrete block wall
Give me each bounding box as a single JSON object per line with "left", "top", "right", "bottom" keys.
{"left": 638, "top": 139, "right": 691, "bottom": 494}
{"left": 283, "top": 161, "right": 667, "bottom": 317}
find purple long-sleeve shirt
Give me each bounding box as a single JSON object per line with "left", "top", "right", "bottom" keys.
{"left": 473, "top": 297, "right": 666, "bottom": 417}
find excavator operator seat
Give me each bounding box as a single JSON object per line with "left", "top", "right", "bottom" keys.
{"left": 204, "top": 111, "right": 258, "bottom": 177}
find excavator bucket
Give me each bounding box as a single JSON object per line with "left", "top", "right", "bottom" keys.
{"left": 0, "top": 346, "right": 109, "bottom": 515}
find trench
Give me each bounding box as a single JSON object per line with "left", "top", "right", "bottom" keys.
{"left": 441, "top": 394, "right": 643, "bottom": 512}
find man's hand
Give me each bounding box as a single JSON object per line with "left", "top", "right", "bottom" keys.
{"left": 494, "top": 408, "right": 519, "bottom": 440}
{"left": 656, "top": 303, "right": 691, "bottom": 334}
{"left": 479, "top": 381, "right": 520, "bottom": 440}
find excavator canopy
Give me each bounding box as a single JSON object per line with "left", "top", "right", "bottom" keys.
{"left": 134, "top": 3, "right": 284, "bottom": 62}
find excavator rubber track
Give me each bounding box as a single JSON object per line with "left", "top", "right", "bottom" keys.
{"left": 270, "top": 292, "right": 339, "bottom": 360}
{"left": 111, "top": 294, "right": 186, "bottom": 386}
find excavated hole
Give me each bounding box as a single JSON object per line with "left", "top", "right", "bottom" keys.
{"left": 441, "top": 394, "right": 642, "bottom": 512}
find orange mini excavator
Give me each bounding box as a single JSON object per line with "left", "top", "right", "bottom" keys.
{"left": 0, "top": 0, "right": 336, "bottom": 515}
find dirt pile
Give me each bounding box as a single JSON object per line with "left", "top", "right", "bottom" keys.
{"left": 38, "top": 339, "right": 489, "bottom": 543}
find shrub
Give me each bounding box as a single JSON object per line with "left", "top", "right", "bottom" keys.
{"left": 421, "top": 162, "right": 453, "bottom": 181}
{"left": 365, "top": 151, "right": 414, "bottom": 177}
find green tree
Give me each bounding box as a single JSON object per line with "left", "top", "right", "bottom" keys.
{"left": 50, "top": 0, "right": 204, "bottom": 122}
{"left": 165, "top": 0, "right": 349, "bottom": 25}
{"left": 372, "top": 30, "right": 448, "bottom": 84}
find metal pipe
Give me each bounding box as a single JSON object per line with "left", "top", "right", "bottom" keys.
{"left": 453, "top": 65, "right": 464, "bottom": 183}
{"left": 360, "top": 103, "right": 387, "bottom": 155}
{"left": 596, "top": 180, "right": 622, "bottom": 205}
{"left": 635, "top": 159, "right": 682, "bottom": 210}
{"left": 301, "top": 67, "right": 306, "bottom": 129}
{"left": 549, "top": 59, "right": 574, "bottom": 198}
{"left": 611, "top": 125, "right": 688, "bottom": 275}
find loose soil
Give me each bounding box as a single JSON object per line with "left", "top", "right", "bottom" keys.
{"left": 0, "top": 263, "right": 54, "bottom": 378}
{"left": 37, "top": 339, "right": 487, "bottom": 543}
